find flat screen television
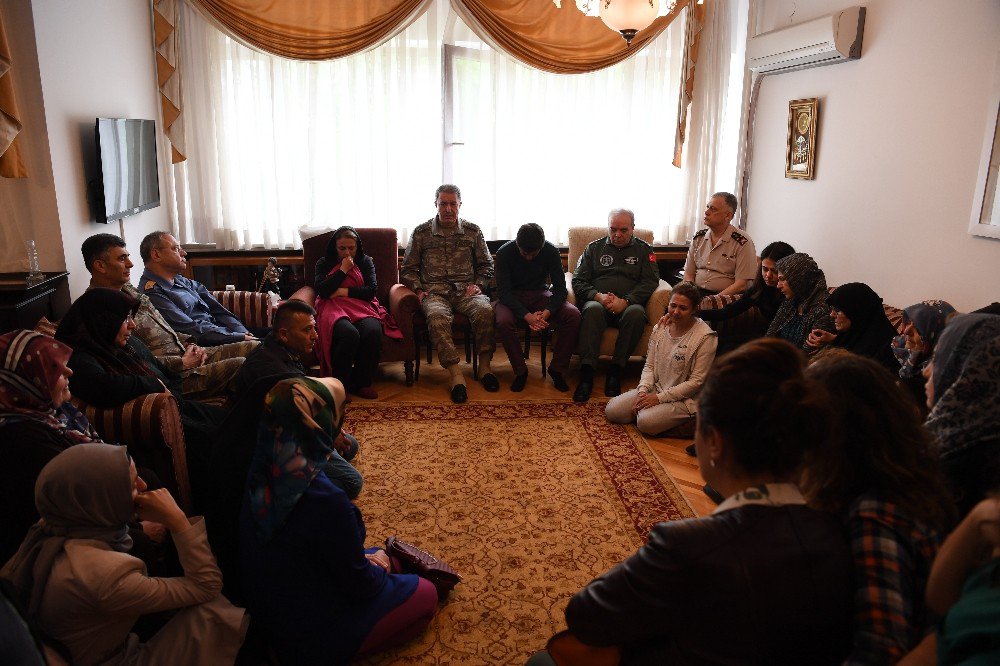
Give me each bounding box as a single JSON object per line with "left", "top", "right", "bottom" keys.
{"left": 94, "top": 118, "right": 160, "bottom": 223}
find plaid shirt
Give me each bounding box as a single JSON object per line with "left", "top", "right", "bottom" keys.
{"left": 844, "top": 494, "right": 943, "bottom": 665}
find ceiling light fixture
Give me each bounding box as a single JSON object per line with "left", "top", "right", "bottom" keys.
{"left": 553, "top": 0, "right": 679, "bottom": 46}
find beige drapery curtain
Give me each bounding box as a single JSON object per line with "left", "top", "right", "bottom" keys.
{"left": 187, "top": 0, "right": 433, "bottom": 60}
{"left": 0, "top": 6, "right": 26, "bottom": 178}
{"left": 451, "top": 0, "right": 689, "bottom": 74}
{"left": 672, "top": 0, "right": 705, "bottom": 167}
{"left": 154, "top": 0, "right": 185, "bottom": 163}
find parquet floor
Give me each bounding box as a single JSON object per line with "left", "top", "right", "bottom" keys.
{"left": 363, "top": 345, "right": 715, "bottom": 518}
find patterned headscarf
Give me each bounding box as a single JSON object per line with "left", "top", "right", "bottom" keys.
{"left": 925, "top": 314, "right": 1000, "bottom": 459}
{"left": 0, "top": 330, "right": 100, "bottom": 444}
{"left": 826, "top": 283, "right": 898, "bottom": 367}
{"left": 766, "top": 253, "right": 831, "bottom": 349}
{"left": 55, "top": 288, "right": 151, "bottom": 377}
{"left": 246, "top": 376, "right": 347, "bottom": 541}
{"left": 0, "top": 443, "right": 133, "bottom": 615}
{"left": 892, "top": 300, "right": 957, "bottom": 378}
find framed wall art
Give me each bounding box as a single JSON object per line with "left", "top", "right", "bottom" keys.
{"left": 785, "top": 98, "right": 819, "bottom": 179}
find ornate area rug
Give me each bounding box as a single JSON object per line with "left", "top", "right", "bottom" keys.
{"left": 347, "top": 400, "right": 695, "bottom": 665}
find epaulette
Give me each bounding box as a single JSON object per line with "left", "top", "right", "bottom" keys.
{"left": 693, "top": 228, "right": 708, "bottom": 238}
{"left": 143, "top": 280, "right": 157, "bottom": 291}
{"left": 730, "top": 230, "right": 748, "bottom": 246}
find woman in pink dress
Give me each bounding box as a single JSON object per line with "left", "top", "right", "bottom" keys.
{"left": 314, "top": 226, "right": 401, "bottom": 399}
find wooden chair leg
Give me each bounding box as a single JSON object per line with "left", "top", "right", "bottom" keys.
{"left": 404, "top": 359, "right": 414, "bottom": 386}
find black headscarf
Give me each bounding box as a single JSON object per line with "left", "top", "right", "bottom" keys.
{"left": 323, "top": 226, "right": 367, "bottom": 264}
{"left": 55, "top": 289, "right": 151, "bottom": 376}
{"left": 826, "top": 283, "right": 898, "bottom": 370}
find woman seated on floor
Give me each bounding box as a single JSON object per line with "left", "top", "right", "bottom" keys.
{"left": 0, "top": 444, "right": 246, "bottom": 665}
{"left": 55, "top": 288, "right": 227, "bottom": 504}
{"left": 802, "top": 352, "right": 955, "bottom": 664}
{"left": 698, "top": 240, "right": 795, "bottom": 352}
{"left": 239, "top": 376, "right": 437, "bottom": 663}
{"left": 766, "top": 252, "right": 835, "bottom": 353}
{"left": 605, "top": 282, "right": 717, "bottom": 435}
{"left": 531, "top": 338, "right": 853, "bottom": 665}
{"left": 0, "top": 330, "right": 104, "bottom": 563}
{"left": 314, "top": 226, "right": 402, "bottom": 399}
{"left": 924, "top": 313, "right": 1000, "bottom": 517}
{"left": 806, "top": 282, "right": 899, "bottom": 371}
{"left": 893, "top": 299, "right": 957, "bottom": 409}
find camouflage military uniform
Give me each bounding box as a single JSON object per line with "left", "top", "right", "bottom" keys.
{"left": 115, "top": 282, "right": 257, "bottom": 399}
{"left": 400, "top": 217, "right": 495, "bottom": 368}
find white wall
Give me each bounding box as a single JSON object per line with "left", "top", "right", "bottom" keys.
{"left": 744, "top": 0, "right": 1000, "bottom": 312}
{"left": 29, "top": 0, "right": 168, "bottom": 298}
{"left": 0, "top": 0, "right": 61, "bottom": 273}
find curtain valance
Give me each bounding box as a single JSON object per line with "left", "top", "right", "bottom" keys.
{"left": 187, "top": 0, "right": 433, "bottom": 61}
{"left": 0, "top": 7, "right": 26, "bottom": 178}
{"left": 451, "top": 0, "right": 689, "bottom": 74}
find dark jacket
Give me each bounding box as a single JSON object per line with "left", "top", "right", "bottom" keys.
{"left": 315, "top": 255, "right": 377, "bottom": 301}
{"left": 233, "top": 334, "right": 306, "bottom": 398}
{"left": 566, "top": 504, "right": 853, "bottom": 665}
{"left": 495, "top": 240, "right": 567, "bottom": 320}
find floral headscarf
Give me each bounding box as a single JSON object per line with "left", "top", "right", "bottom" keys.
{"left": 0, "top": 330, "right": 100, "bottom": 444}
{"left": 246, "top": 376, "right": 347, "bottom": 541}
{"left": 766, "top": 253, "right": 832, "bottom": 352}
{"left": 892, "top": 300, "right": 956, "bottom": 379}
{"left": 925, "top": 314, "right": 1000, "bottom": 459}
{"left": 0, "top": 443, "right": 133, "bottom": 614}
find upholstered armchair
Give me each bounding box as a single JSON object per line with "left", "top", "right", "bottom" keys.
{"left": 564, "top": 226, "right": 672, "bottom": 362}
{"left": 210, "top": 289, "right": 274, "bottom": 330}
{"left": 289, "top": 228, "right": 419, "bottom": 385}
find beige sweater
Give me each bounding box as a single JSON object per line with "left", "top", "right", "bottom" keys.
{"left": 637, "top": 318, "right": 718, "bottom": 408}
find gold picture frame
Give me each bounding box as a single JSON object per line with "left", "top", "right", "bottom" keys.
{"left": 785, "top": 98, "right": 819, "bottom": 179}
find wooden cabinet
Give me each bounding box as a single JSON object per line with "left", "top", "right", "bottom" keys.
{"left": 0, "top": 272, "right": 71, "bottom": 334}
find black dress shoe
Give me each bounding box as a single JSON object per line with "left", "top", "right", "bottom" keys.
{"left": 573, "top": 379, "right": 593, "bottom": 403}
{"left": 510, "top": 373, "right": 528, "bottom": 392}
{"left": 703, "top": 484, "right": 725, "bottom": 505}
{"left": 685, "top": 443, "right": 696, "bottom": 457}
{"left": 481, "top": 373, "right": 500, "bottom": 392}
{"left": 451, "top": 384, "right": 468, "bottom": 404}
{"left": 604, "top": 372, "right": 622, "bottom": 397}
{"left": 549, "top": 371, "right": 569, "bottom": 392}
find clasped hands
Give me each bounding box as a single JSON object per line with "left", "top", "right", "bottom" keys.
{"left": 181, "top": 343, "right": 208, "bottom": 369}
{"left": 597, "top": 292, "right": 628, "bottom": 315}
{"left": 633, "top": 391, "right": 660, "bottom": 413}
{"left": 523, "top": 310, "right": 550, "bottom": 332}
{"left": 415, "top": 284, "right": 481, "bottom": 303}
{"left": 806, "top": 328, "right": 837, "bottom": 348}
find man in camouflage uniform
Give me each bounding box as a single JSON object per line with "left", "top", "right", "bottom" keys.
{"left": 81, "top": 234, "right": 255, "bottom": 400}
{"left": 683, "top": 192, "right": 757, "bottom": 296}
{"left": 571, "top": 209, "right": 660, "bottom": 402}
{"left": 400, "top": 184, "right": 497, "bottom": 403}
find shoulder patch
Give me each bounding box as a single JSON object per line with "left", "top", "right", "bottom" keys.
{"left": 730, "top": 230, "right": 748, "bottom": 246}
{"left": 143, "top": 280, "right": 157, "bottom": 291}
{"left": 648, "top": 253, "right": 656, "bottom": 263}
{"left": 693, "top": 229, "right": 708, "bottom": 238}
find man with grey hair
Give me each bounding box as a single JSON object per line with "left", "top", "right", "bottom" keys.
{"left": 571, "top": 208, "right": 660, "bottom": 402}
{"left": 683, "top": 191, "right": 756, "bottom": 296}
{"left": 401, "top": 184, "right": 497, "bottom": 403}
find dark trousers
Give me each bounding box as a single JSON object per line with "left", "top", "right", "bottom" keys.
{"left": 577, "top": 300, "right": 647, "bottom": 368}
{"left": 330, "top": 317, "right": 383, "bottom": 388}
{"left": 495, "top": 291, "right": 581, "bottom": 376}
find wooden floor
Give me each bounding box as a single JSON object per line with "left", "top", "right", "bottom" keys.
{"left": 363, "top": 346, "right": 715, "bottom": 517}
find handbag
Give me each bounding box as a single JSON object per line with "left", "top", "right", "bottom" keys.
{"left": 384, "top": 535, "right": 461, "bottom": 601}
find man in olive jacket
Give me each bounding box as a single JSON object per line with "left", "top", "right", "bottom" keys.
{"left": 571, "top": 209, "right": 659, "bottom": 402}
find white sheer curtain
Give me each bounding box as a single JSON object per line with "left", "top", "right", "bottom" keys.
{"left": 444, "top": 12, "right": 686, "bottom": 246}
{"left": 165, "top": 0, "right": 744, "bottom": 249}
{"left": 169, "top": 1, "right": 446, "bottom": 249}
{"left": 678, "top": 0, "right": 748, "bottom": 231}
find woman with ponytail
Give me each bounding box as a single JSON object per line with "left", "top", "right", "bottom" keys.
{"left": 803, "top": 353, "right": 955, "bottom": 665}
{"left": 532, "top": 339, "right": 853, "bottom": 665}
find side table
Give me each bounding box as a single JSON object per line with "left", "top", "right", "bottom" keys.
{"left": 0, "top": 272, "right": 71, "bottom": 334}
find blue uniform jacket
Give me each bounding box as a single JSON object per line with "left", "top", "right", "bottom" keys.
{"left": 139, "top": 269, "right": 249, "bottom": 346}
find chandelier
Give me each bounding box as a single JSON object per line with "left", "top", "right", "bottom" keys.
{"left": 553, "top": 0, "right": 679, "bottom": 46}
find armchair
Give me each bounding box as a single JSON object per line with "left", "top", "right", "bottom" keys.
{"left": 289, "top": 228, "right": 419, "bottom": 385}
{"left": 564, "top": 226, "right": 672, "bottom": 363}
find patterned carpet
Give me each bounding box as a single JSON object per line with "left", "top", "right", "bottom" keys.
{"left": 347, "top": 400, "right": 695, "bottom": 665}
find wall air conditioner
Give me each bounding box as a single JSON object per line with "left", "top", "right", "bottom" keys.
{"left": 748, "top": 6, "right": 866, "bottom": 74}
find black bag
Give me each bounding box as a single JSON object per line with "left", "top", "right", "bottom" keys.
{"left": 384, "top": 536, "right": 461, "bottom": 601}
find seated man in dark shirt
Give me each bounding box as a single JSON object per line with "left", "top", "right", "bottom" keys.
{"left": 233, "top": 299, "right": 362, "bottom": 499}
{"left": 494, "top": 223, "right": 580, "bottom": 392}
